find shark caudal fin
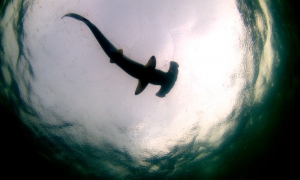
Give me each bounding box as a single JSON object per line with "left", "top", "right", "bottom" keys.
{"left": 135, "top": 56, "right": 156, "bottom": 95}
{"left": 110, "top": 49, "right": 123, "bottom": 63}
{"left": 62, "top": 13, "right": 89, "bottom": 22}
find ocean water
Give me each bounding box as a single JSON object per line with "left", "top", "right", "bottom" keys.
{"left": 0, "top": 0, "right": 299, "bottom": 179}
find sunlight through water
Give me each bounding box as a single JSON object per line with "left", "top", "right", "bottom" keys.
{"left": 1, "top": 0, "right": 296, "bottom": 179}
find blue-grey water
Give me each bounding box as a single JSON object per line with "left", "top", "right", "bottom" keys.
{"left": 0, "top": 0, "right": 299, "bottom": 179}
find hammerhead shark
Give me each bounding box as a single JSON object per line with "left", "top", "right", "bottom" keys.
{"left": 62, "top": 13, "right": 179, "bottom": 97}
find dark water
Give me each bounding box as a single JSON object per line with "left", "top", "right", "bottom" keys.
{"left": 1, "top": 0, "right": 299, "bottom": 179}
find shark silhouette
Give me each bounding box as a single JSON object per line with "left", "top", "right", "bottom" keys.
{"left": 62, "top": 13, "right": 179, "bottom": 97}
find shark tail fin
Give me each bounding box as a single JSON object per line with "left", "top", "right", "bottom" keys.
{"left": 110, "top": 49, "right": 123, "bottom": 63}
{"left": 62, "top": 13, "right": 89, "bottom": 23}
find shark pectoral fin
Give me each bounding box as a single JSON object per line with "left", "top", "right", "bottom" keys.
{"left": 135, "top": 79, "right": 149, "bottom": 95}
{"left": 145, "top": 56, "right": 156, "bottom": 70}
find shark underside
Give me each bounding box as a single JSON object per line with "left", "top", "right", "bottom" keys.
{"left": 62, "top": 13, "right": 179, "bottom": 97}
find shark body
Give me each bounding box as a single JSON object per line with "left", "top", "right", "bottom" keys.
{"left": 62, "top": 13, "right": 178, "bottom": 97}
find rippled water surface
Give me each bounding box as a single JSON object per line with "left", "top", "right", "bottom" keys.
{"left": 1, "top": 0, "right": 299, "bottom": 179}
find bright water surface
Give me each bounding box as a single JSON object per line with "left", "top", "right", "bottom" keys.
{"left": 0, "top": 0, "right": 299, "bottom": 179}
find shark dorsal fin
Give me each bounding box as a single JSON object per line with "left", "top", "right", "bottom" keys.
{"left": 145, "top": 56, "right": 156, "bottom": 70}
{"left": 110, "top": 49, "right": 123, "bottom": 63}
{"left": 134, "top": 56, "right": 155, "bottom": 95}
{"left": 117, "top": 49, "right": 123, "bottom": 54}
{"left": 135, "top": 79, "right": 149, "bottom": 95}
